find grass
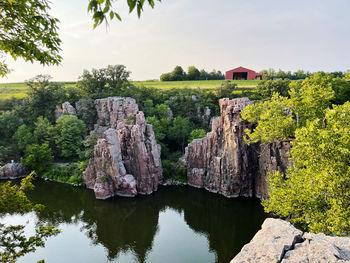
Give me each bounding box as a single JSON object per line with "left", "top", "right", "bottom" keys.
{"left": 0, "top": 80, "right": 259, "bottom": 100}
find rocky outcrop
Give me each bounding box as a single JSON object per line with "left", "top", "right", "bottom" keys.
{"left": 83, "top": 97, "right": 162, "bottom": 199}
{"left": 0, "top": 163, "right": 26, "bottom": 179}
{"left": 185, "top": 97, "right": 291, "bottom": 199}
{"left": 231, "top": 218, "right": 350, "bottom": 263}
{"left": 185, "top": 98, "right": 258, "bottom": 198}
{"left": 55, "top": 101, "right": 77, "bottom": 120}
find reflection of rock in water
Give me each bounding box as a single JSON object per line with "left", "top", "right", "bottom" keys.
{"left": 27, "top": 180, "right": 265, "bottom": 263}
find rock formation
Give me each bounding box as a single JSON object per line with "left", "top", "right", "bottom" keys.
{"left": 0, "top": 162, "right": 26, "bottom": 179}
{"left": 83, "top": 97, "right": 162, "bottom": 199}
{"left": 55, "top": 101, "right": 77, "bottom": 120}
{"left": 231, "top": 218, "right": 350, "bottom": 263}
{"left": 185, "top": 97, "right": 291, "bottom": 199}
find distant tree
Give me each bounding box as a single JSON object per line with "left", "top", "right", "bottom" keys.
{"left": 77, "top": 65, "right": 130, "bottom": 98}
{"left": 54, "top": 115, "right": 86, "bottom": 159}
{"left": 160, "top": 72, "right": 174, "bottom": 81}
{"left": 155, "top": 104, "right": 171, "bottom": 119}
{"left": 147, "top": 116, "right": 167, "bottom": 142}
{"left": 188, "top": 129, "right": 206, "bottom": 143}
{"left": 172, "top": 66, "right": 186, "bottom": 81}
{"left": 23, "top": 144, "right": 53, "bottom": 174}
{"left": 330, "top": 71, "right": 344, "bottom": 78}
{"left": 256, "top": 79, "right": 291, "bottom": 99}
{"left": 13, "top": 125, "right": 34, "bottom": 152}
{"left": 143, "top": 99, "right": 155, "bottom": 116}
{"left": 215, "top": 80, "right": 237, "bottom": 98}
{"left": 187, "top": 66, "right": 200, "bottom": 80}
{"left": 199, "top": 69, "right": 209, "bottom": 80}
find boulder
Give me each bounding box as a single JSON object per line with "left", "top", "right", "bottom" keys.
{"left": 0, "top": 163, "right": 26, "bottom": 179}
{"left": 83, "top": 97, "right": 162, "bottom": 199}
{"left": 231, "top": 218, "right": 350, "bottom": 263}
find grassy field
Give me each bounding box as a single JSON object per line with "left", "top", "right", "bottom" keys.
{"left": 0, "top": 80, "right": 259, "bottom": 100}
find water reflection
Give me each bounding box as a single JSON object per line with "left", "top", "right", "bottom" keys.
{"left": 2, "top": 180, "right": 266, "bottom": 263}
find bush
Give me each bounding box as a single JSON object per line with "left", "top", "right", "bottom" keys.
{"left": 42, "top": 163, "right": 83, "bottom": 185}
{"left": 215, "top": 80, "right": 237, "bottom": 99}
{"left": 256, "top": 79, "right": 291, "bottom": 99}
{"left": 23, "top": 144, "right": 53, "bottom": 174}
{"left": 188, "top": 129, "right": 206, "bottom": 143}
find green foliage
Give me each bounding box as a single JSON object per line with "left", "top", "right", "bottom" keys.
{"left": 215, "top": 80, "right": 237, "bottom": 99}
{"left": 87, "top": 0, "right": 161, "bottom": 28}
{"left": 81, "top": 131, "right": 98, "bottom": 160}
{"left": 161, "top": 66, "right": 224, "bottom": 81}
{"left": 13, "top": 125, "right": 34, "bottom": 151}
{"left": 242, "top": 94, "right": 296, "bottom": 144}
{"left": 76, "top": 98, "right": 97, "bottom": 129}
{"left": 256, "top": 79, "right": 291, "bottom": 99}
{"left": 54, "top": 115, "right": 86, "bottom": 159}
{"left": 33, "top": 117, "right": 54, "bottom": 146}
{"left": 0, "top": 0, "right": 61, "bottom": 77}
{"left": 242, "top": 73, "right": 335, "bottom": 144}
{"left": 187, "top": 66, "right": 200, "bottom": 80}
{"left": 77, "top": 65, "right": 130, "bottom": 98}
{"left": 263, "top": 102, "right": 350, "bottom": 235}
{"left": 23, "top": 75, "right": 81, "bottom": 123}
{"left": 23, "top": 144, "right": 53, "bottom": 174}
{"left": 0, "top": 110, "right": 22, "bottom": 141}
{"left": 168, "top": 117, "right": 192, "bottom": 150}
{"left": 259, "top": 68, "right": 310, "bottom": 80}
{"left": 42, "top": 163, "right": 84, "bottom": 185}
{"left": 125, "top": 115, "right": 136, "bottom": 125}
{"left": 147, "top": 116, "right": 169, "bottom": 142}
{"left": 0, "top": 173, "right": 60, "bottom": 263}
{"left": 188, "top": 129, "right": 206, "bottom": 143}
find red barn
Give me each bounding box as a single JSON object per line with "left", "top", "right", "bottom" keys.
{"left": 225, "top": 67, "right": 263, "bottom": 80}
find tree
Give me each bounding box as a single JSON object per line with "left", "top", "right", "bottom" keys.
{"left": 1, "top": 0, "right": 160, "bottom": 77}
{"left": 215, "top": 80, "right": 237, "bottom": 99}
{"left": 23, "top": 144, "right": 53, "bottom": 174}
{"left": 188, "top": 129, "right": 206, "bottom": 143}
{"left": 33, "top": 116, "right": 54, "bottom": 145}
{"left": 242, "top": 73, "right": 335, "bottom": 144}
{"left": 77, "top": 65, "right": 130, "bottom": 98}
{"left": 54, "top": 115, "right": 86, "bottom": 159}
{"left": 168, "top": 117, "right": 192, "bottom": 151}
{"left": 256, "top": 79, "right": 291, "bottom": 99}
{"left": 0, "top": 173, "right": 60, "bottom": 262}
{"left": 13, "top": 124, "right": 34, "bottom": 151}
{"left": 81, "top": 131, "right": 98, "bottom": 160}
{"left": 0, "top": 0, "right": 61, "bottom": 77}
{"left": 172, "top": 66, "right": 186, "bottom": 81}
{"left": 187, "top": 66, "right": 200, "bottom": 80}
{"left": 263, "top": 102, "right": 350, "bottom": 235}
{"left": 160, "top": 72, "right": 174, "bottom": 81}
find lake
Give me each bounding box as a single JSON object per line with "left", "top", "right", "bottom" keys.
{"left": 1, "top": 180, "right": 266, "bottom": 263}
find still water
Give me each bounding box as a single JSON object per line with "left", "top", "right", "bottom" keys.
{"left": 1, "top": 180, "right": 266, "bottom": 263}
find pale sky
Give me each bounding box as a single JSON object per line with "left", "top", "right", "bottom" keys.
{"left": 2, "top": 0, "right": 350, "bottom": 83}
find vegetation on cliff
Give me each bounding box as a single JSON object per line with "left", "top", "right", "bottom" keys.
{"left": 242, "top": 72, "right": 350, "bottom": 235}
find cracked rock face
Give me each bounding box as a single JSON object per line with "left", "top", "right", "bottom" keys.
{"left": 231, "top": 218, "right": 350, "bottom": 263}
{"left": 83, "top": 97, "right": 162, "bottom": 199}
{"left": 185, "top": 97, "right": 291, "bottom": 199}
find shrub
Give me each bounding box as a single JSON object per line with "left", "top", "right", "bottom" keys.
{"left": 23, "top": 144, "right": 53, "bottom": 174}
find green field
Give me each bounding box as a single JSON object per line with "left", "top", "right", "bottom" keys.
{"left": 0, "top": 80, "right": 259, "bottom": 100}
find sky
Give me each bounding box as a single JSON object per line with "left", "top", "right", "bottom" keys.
{"left": 2, "top": 0, "right": 350, "bottom": 82}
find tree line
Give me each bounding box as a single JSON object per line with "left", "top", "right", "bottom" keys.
{"left": 160, "top": 66, "right": 225, "bottom": 81}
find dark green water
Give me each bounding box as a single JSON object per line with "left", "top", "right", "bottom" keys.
{"left": 1, "top": 180, "right": 266, "bottom": 263}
